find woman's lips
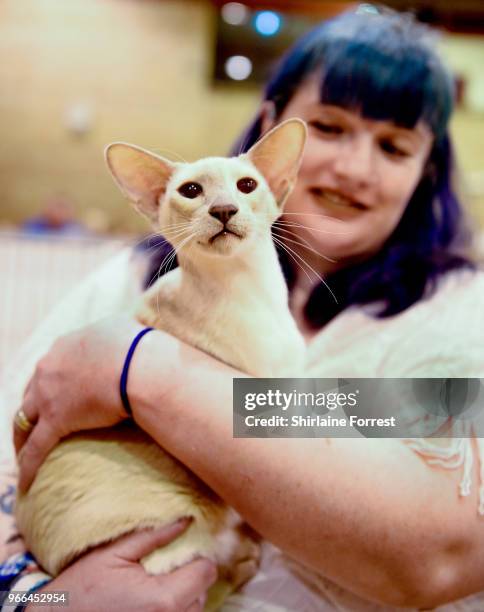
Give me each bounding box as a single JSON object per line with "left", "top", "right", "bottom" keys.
{"left": 310, "top": 187, "right": 367, "bottom": 211}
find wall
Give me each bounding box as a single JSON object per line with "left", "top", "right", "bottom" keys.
{"left": 1, "top": 0, "right": 483, "bottom": 233}
{"left": 441, "top": 34, "right": 484, "bottom": 228}
{"left": 0, "top": 0, "right": 260, "bottom": 233}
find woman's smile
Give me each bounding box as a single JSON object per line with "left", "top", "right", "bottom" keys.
{"left": 309, "top": 186, "right": 369, "bottom": 214}
{"left": 272, "top": 75, "right": 433, "bottom": 272}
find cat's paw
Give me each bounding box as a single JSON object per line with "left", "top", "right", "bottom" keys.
{"left": 216, "top": 524, "right": 261, "bottom": 590}
{"left": 136, "top": 305, "right": 158, "bottom": 329}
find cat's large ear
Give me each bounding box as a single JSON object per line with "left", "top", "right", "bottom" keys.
{"left": 105, "top": 143, "right": 175, "bottom": 223}
{"left": 246, "top": 118, "right": 307, "bottom": 208}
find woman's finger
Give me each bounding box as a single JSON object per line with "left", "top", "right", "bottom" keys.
{"left": 17, "top": 420, "right": 59, "bottom": 492}
{"left": 13, "top": 416, "right": 32, "bottom": 456}
{"left": 156, "top": 558, "right": 218, "bottom": 608}
{"left": 111, "top": 519, "right": 193, "bottom": 560}
{"left": 13, "top": 391, "right": 40, "bottom": 454}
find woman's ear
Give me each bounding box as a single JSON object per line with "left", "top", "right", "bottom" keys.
{"left": 259, "top": 100, "right": 277, "bottom": 136}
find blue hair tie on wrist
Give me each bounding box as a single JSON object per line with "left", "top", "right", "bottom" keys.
{"left": 120, "top": 327, "right": 154, "bottom": 416}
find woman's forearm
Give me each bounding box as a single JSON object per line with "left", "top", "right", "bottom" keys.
{"left": 128, "top": 331, "right": 481, "bottom": 607}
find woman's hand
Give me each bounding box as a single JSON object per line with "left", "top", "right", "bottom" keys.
{"left": 26, "top": 519, "right": 217, "bottom": 612}
{"left": 14, "top": 316, "right": 147, "bottom": 492}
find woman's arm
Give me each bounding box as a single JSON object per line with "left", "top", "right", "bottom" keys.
{"left": 16, "top": 321, "right": 484, "bottom": 608}
{"left": 125, "top": 330, "right": 484, "bottom": 608}
{"left": 24, "top": 521, "right": 216, "bottom": 612}
{"left": 1, "top": 467, "right": 215, "bottom": 612}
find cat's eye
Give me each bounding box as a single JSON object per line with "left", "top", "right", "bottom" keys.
{"left": 178, "top": 182, "right": 203, "bottom": 199}
{"left": 237, "top": 177, "right": 257, "bottom": 194}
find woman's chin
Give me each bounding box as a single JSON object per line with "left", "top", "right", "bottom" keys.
{"left": 299, "top": 224, "right": 365, "bottom": 261}
{"left": 319, "top": 242, "right": 362, "bottom": 267}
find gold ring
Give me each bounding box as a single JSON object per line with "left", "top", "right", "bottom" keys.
{"left": 14, "top": 408, "right": 34, "bottom": 433}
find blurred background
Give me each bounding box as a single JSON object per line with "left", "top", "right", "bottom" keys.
{"left": 1, "top": 0, "right": 484, "bottom": 367}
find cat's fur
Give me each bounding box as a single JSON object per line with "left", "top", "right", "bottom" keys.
{"left": 15, "top": 119, "right": 307, "bottom": 598}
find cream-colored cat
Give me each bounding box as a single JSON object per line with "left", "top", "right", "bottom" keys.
{"left": 15, "top": 119, "right": 307, "bottom": 604}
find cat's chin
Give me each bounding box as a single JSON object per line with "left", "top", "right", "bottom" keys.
{"left": 199, "top": 230, "right": 246, "bottom": 256}
{"left": 208, "top": 229, "right": 242, "bottom": 244}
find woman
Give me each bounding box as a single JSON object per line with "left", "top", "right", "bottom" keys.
{"left": 3, "top": 6, "right": 484, "bottom": 611}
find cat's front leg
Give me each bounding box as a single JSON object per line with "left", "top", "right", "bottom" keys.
{"left": 141, "top": 512, "right": 260, "bottom": 611}
{"left": 136, "top": 300, "right": 162, "bottom": 329}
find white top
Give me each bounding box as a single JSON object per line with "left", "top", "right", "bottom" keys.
{"left": 234, "top": 268, "right": 484, "bottom": 612}
{"left": 1, "top": 251, "right": 483, "bottom": 611}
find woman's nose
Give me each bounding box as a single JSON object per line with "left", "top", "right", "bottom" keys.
{"left": 332, "top": 133, "right": 377, "bottom": 189}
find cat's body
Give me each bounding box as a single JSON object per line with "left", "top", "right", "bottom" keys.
{"left": 139, "top": 224, "right": 301, "bottom": 378}
{"left": 15, "top": 120, "right": 307, "bottom": 602}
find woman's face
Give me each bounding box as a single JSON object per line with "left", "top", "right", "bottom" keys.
{"left": 274, "top": 76, "right": 434, "bottom": 272}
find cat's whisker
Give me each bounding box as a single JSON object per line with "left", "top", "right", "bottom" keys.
{"left": 278, "top": 212, "right": 348, "bottom": 222}
{"left": 130, "top": 241, "right": 161, "bottom": 257}
{"left": 162, "top": 219, "right": 193, "bottom": 229}
{"left": 161, "top": 223, "right": 196, "bottom": 241}
{"left": 271, "top": 227, "right": 337, "bottom": 264}
{"left": 128, "top": 223, "right": 191, "bottom": 255}
{"left": 272, "top": 223, "right": 317, "bottom": 248}
{"left": 143, "top": 229, "right": 192, "bottom": 286}
{"left": 173, "top": 231, "right": 197, "bottom": 254}
{"left": 154, "top": 245, "right": 182, "bottom": 314}
{"left": 159, "top": 234, "right": 189, "bottom": 271}
{"left": 271, "top": 235, "right": 338, "bottom": 304}
{"left": 256, "top": 218, "right": 338, "bottom": 262}
{"left": 162, "top": 248, "right": 178, "bottom": 272}
{"left": 163, "top": 227, "right": 195, "bottom": 242}
{"left": 163, "top": 221, "right": 192, "bottom": 233}
{"left": 273, "top": 219, "right": 351, "bottom": 236}
{"left": 270, "top": 220, "right": 322, "bottom": 252}
{"left": 164, "top": 231, "right": 196, "bottom": 273}
{"left": 160, "top": 222, "right": 194, "bottom": 235}
{"left": 155, "top": 232, "right": 196, "bottom": 315}
{"left": 146, "top": 229, "right": 192, "bottom": 288}
{"left": 162, "top": 221, "right": 193, "bottom": 232}
{"left": 138, "top": 243, "right": 170, "bottom": 259}
{"left": 150, "top": 148, "right": 189, "bottom": 164}
{"left": 128, "top": 231, "right": 168, "bottom": 253}
{"left": 147, "top": 250, "right": 173, "bottom": 289}
{"left": 271, "top": 235, "right": 316, "bottom": 294}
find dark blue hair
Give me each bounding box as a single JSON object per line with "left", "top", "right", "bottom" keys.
{"left": 143, "top": 7, "right": 473, "bottom": 328}
{"left": 236, "top": 8, "right": 455, "bottom": 149}
{"left": 233, "top": 6, "right": 473, "bottom": 327}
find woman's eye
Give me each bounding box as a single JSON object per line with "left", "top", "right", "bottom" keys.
{"left": 380, "top": 140, "right": 409, "bottom": 157}
{"left": 237, "top": 177, "right": 258, "bottom": 194}
{"left": 178, "top": 182, "right": 203, "bottom": 199}
{"left": 310, "top": 121, "right": 344, "bottom": 135}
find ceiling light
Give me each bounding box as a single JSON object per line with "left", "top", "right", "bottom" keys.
{"left": 225, "top": 55, "right": 252, "bottom": 80}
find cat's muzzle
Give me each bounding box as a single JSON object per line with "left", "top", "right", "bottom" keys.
{"left": 209, "top": 228, "right": 242, "bottom": 243}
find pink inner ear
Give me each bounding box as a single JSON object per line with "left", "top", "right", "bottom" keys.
{"left": 106, "top": 143, "right": 175, "bottom": 222}
{"left": 246, "top": 120, "right": 306, "bottom": 199}
{"left": 250, "top": 152, "right": 298, "bottom": 203}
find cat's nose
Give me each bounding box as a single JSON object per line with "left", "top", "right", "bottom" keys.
{"left": 208, "top": 203, "right": 238, "bottom": 225}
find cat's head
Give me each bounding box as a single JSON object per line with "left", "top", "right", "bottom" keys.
{"left": 105, "top": 118, "right": 306, "bottom": 258}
